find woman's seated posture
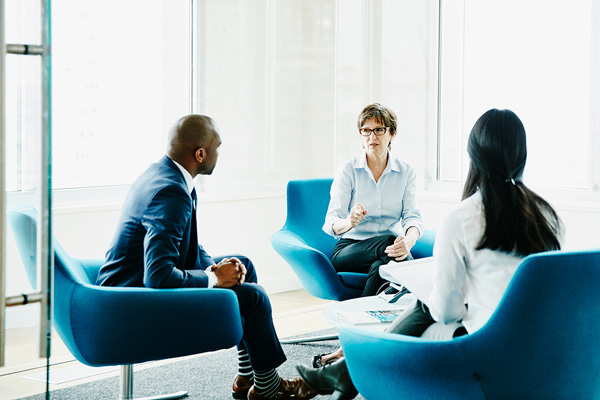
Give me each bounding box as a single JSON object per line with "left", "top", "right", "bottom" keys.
{"left": 297, "top": 108, "right": 564, "bottom": 400}
{"left": 316, "top": 103, "right": 424, "bottom": 368}
{"left": 324, "top": 103, "right": 423, "bottom": 296}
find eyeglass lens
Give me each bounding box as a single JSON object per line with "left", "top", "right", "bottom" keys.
{"left": 359, "top": 127, "right": 388, "bottom": 136}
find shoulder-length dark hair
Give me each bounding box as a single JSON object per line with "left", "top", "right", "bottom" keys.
{"left": 462, "top": 109, "right": 562, "bottom": 256}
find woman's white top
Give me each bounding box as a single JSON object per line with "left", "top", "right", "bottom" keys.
{"left": 323, "top": 151, "right": 423, "bottom": 240}
{"left": 428, "top": 191, "right": 555, "bottom": 333}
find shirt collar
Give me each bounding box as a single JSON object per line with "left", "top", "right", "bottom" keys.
{"left": 170, "top": 158, "right": 195, "bottom": 193}
{"left": 356, "top": 150, "right": 398, "bottom": 174}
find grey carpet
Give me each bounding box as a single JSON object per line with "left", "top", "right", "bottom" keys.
{"left": 19, "top": 328, "right": 366, "bottom": 400}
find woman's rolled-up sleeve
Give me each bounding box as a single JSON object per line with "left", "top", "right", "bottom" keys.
{"left": 323, "top": 164, "right": 354, "bottom": 238}
{"left": 400, "top": 167, "right": 423, "bottom": 237}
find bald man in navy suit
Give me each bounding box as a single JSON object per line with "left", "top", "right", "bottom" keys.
{"left": 97, "top": 115, "right": 316, "bottom": 400}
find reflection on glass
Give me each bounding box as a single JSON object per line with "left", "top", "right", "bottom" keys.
{"left": 2, "top": 1, "right": 48, "bottom": 397}
{"left": 5, "top": 55, "right": 41, "bottom": 193}
{"left": 51, "top": 0, "right": 191, "bottom": 189}
{"left": 2, "top": 1, "right": 191, "bottom": 398}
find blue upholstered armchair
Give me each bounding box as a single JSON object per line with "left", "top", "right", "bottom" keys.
{"left": 340, "top": 250, "right": 600, "bottom": 400}
{"left": 270, "top": 178, "right": 435, "bottom": 344}
{"left": 9, "top": 207, "right": 244, "bottom": 400}
{"left": 271, "top": 178, "right": 435, "bottom": 301}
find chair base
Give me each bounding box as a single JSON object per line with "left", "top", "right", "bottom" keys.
{"left": 279, "top": 333, "right": 338, "bottom": 344}
{"left": 120, "top": 365, "right": 188, "bottom": 400}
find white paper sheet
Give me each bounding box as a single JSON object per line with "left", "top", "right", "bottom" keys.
{"left": 379, "top": 257, "right": 435, "bottom": 306}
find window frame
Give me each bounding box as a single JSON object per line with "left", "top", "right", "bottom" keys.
{"left": 431, "top": 0, "right": 600, "bottom": 209}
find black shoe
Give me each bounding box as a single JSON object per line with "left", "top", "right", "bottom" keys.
{"left": 296, "top": 358, "right": 358, "bottom": 400}
{"left": 312, "top": 353, "right": 341, "bottom": 368}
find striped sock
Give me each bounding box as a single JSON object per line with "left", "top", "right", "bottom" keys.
{"left": 237, "top": 348, "right": 253, "bottom": 380}
{"left": 253, "top": 369, "right": 282, "bottom": 397}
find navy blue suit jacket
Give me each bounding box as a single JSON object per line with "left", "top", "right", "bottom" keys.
{"left": 97, "top": 156, "right": 214, "bottom": 288}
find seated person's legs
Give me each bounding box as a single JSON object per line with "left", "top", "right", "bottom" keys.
{"left": 298, "top": 300, "right": 465, "bottom": 399}
{"left": 319, "top": 236, "right": 406, "bottom": 366}
{"left": 362, "top": 251, "right": 413, "bottom": 297}
{"left": 229, "top": 283, "right": 286, "bottom": 371}
{"left": 385, "top": 299, "right": 434, "bottom": 337}
{"left": 330, "top": 235, "right": 396, "bottom": 277}
{"left": 215, "top": 255, "right": 315, "bottom": 400}
{"left": 331, "top": 235, "right": 415, "bottom": 297}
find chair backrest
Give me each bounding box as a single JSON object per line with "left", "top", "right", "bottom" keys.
{"left": 8, "top": 206, "right": 105, "bottom": 363}
{"left": 7, "top": 206, "right": 39, "bottom": 289}
{"left": 463, "top": 249, "right": 600, "bottom": 399}
{"left": 9, "top": 206, "right": 245, "bottom": 367}
{"left": 341, "top": 250, "right": 600, "bottom": 400}
{"left": 282, "top": 178, "right": 337, "bottom": 258}
{"left": 8, "top": 206, "right": 97, "bottom": 286}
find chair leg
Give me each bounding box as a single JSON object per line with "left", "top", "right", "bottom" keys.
{"left": 120, "top": 365, "right": 134, "bottom": 400}
{"left": 279, "top": 333, "right": 338, "bottom": 344}
{"left": 119, "top": 364, "right": 188, "bottom": 400}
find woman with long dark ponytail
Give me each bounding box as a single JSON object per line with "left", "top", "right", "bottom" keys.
{"left": 428, "top": 108, "right": 563, "bottom": 332}
{"left": 462, "top": 109, "right": 561, "bottom": 256}
{"left": 296, "top": 109, "right": 564, "bottom": 399}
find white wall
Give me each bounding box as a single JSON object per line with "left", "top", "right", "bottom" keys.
{"left": 418, "top": 195, "right": 600, "bottom": 253}
{"left": 6, "top": 182, "right": 599, "bottom": 331}
{"left": 50, "top": 193, "right": 299, "bottom": 295}
{"left": 50, "top": 189, "right": 600, "bottom": 297}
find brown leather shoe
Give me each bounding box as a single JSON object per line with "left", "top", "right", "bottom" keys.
{"left": 247, "top": 377, "right": 317, "bottom": 400}
{"left": 232, "top": 374, "right": 254, "bottom": 399}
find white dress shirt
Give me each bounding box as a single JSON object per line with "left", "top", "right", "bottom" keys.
{"left": 171, "top": 159, "right": 217, "bottom": 288}
{"left": 323, "top": 151, "right": 423, "bottom": 240}
{"left": 428, "top": 191, "right": 563, "bottom": 333}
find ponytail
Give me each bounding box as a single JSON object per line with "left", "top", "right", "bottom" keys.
{"left": 464, "top": 109, "right": 562, "bottom": 256}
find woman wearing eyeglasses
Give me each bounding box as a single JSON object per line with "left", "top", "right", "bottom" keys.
{"left": 315, "top": 103, "right": 424, "bottom": 368}
{"left": 323, "top": 103, "right": 423, "bottom": 299}
{"left": 299, "top": 108, "right": 564, "bottom": 400}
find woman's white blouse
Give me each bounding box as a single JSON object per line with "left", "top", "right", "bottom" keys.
{"left": 428, "top": 191, "right": 524, "bottom": 333}
{"left": 322, "top": 151, "right": 423, "bottom": 241}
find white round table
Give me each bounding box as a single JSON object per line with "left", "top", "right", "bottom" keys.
{"left": 322, "top": 293, "right": 416, "bottom": 330}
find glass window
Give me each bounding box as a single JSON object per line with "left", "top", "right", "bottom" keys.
{"left": 197, "top": 0, "right": 338, "bottom": 193}
{"left": 197, "top": 0, "right": 437, "bottom": 194}
{"left": 5, "top": 0, "right": 42, "bottom": 193}
{"left": 334, "top": 0, "right": 438, "bottom": 187}
{"left": 439, "top": 0, "right": 599, "bottom": 195}
{"left": 51, "top": 0, "right": 191, "bottom": 189}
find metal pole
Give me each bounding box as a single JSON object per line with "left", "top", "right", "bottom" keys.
{"left": 40, "top": 0, "right": 53, "bottom": 395}
{"left": 120, "top": 365, "right": 134, "bottom": 400}
{"left": 6, "top": 292, "right": 44, "bottom": 307}
{"left": 0, "top": 0, "right": 7, "bottom": 368}
{"left": 6, "top": 44, "right": 44, "bottom": 55}
{"left": 190, "top": 0, "right": 196, "bottom": 113}
{"left": 435, "top": 0, "right": 442, "bottom": 181}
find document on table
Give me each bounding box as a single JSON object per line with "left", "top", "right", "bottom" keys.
{"left": 335, "top": 309, "right": 404, "bottom": 325}
{"left": 379, "top": 257, "right": 435, "bottom": 306}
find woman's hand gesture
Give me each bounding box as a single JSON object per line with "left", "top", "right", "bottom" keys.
{"left": 349, "top": 202, "right": 368, "bottom": 227}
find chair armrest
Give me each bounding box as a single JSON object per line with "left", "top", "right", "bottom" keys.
{"left": 78, "top": 258, "right": 105, "bottom": 283}
{"left": 339, "top": 327, "right": 483, "bottom": 400}
{"left": 412, "top": 229, "right": 436, "bottom": 259}
{"left": 271, "top": 229, "right": 354, "bottom": 300}
{"left": 56, "top": 283, "right": 243, "bottom": 366}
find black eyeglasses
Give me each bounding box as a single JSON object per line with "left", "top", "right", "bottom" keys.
{"left": 359, "top": 127, "right": 388, "bottom": 136}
